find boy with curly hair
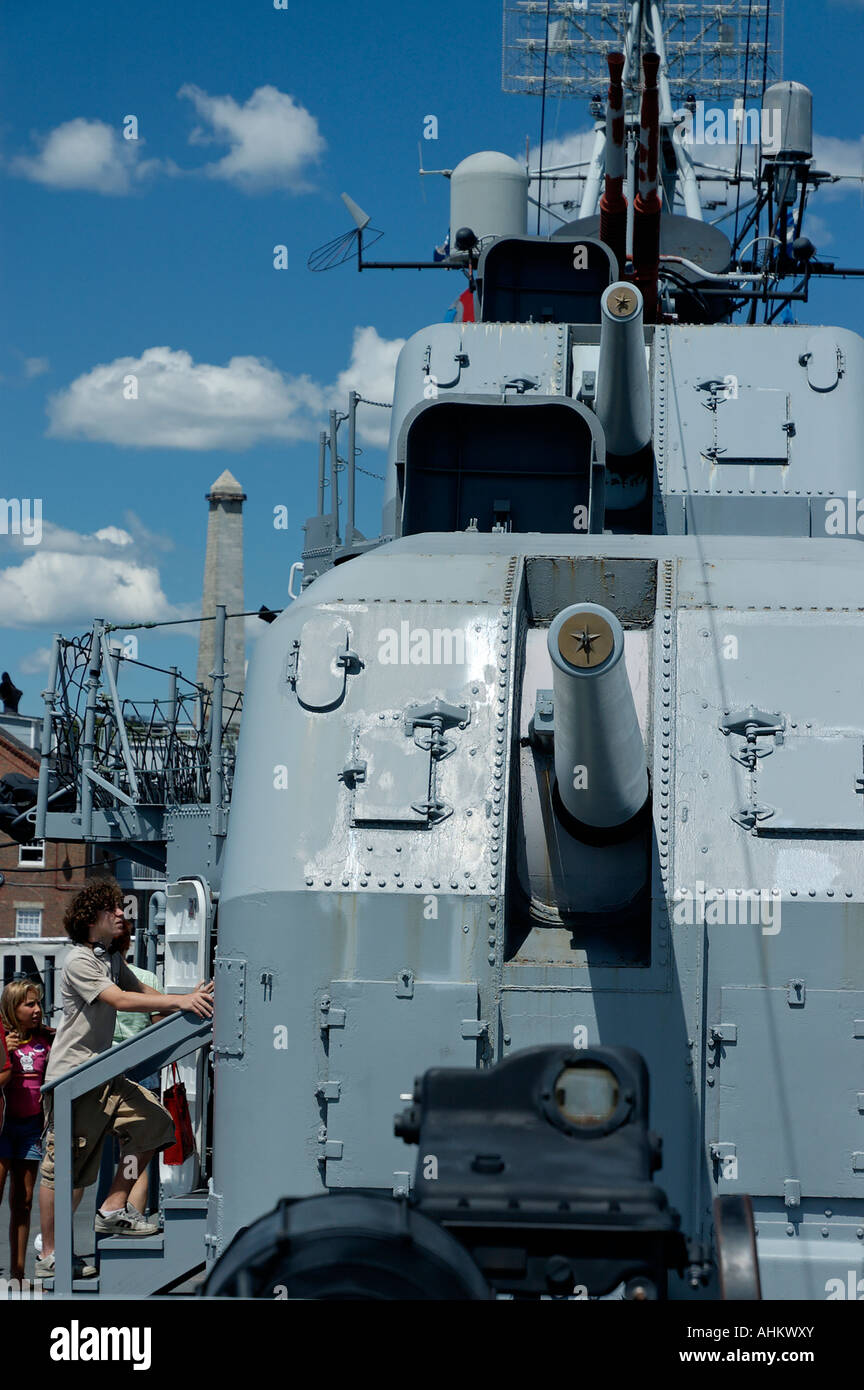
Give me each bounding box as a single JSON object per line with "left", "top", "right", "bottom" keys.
{"left": 36, "top": 878, "right": 213, "bottom": 1278}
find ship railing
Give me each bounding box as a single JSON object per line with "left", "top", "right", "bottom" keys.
{"left": 34, "top": 608, "right": 242, "bottom": 847}
{"left": 41, "top": 1009, "right": 212, "bottom": 1295}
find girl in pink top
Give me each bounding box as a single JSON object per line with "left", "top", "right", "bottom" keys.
{"left": 0, "top": 980, "right": 53, "bottom": 1280}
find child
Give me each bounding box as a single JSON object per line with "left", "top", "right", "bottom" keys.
{"left": 0, "top": 980, "right": 54, "bottom": 1281}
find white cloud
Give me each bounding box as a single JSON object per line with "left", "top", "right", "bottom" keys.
{"left": 178, "top": 84, "right": 325, "bottom": 192}
{"left": 93, "top": 526, "right": 134, "bottom": 547}
{"left": 810, "top": 133, "right": 864, "bottom": 204}
{"left": 19, "top": 647, "right": 52, "bottom": 675}
{"left": 798, "top": 210, "right": 834, "bottom": 250}
{"left": 10, "top": 118, "right": 157, "bottom": 195}
{"left": 0, "top": 550, "right": 178, "bottom": 629}
{"left": 24, "top": 357, "right": 50, "bottom": 378}
{"left": 333, "top": 327, "right": 405, "bottom": 449}
{"left": 1, "top": 521, "right": 132, "bottom": 557}
{"left": 0, "top": 518, "right": 183, "bottom": 629}
{"left": 527, "top": 130, "right": 598, "bottom": 228}
{"left": 46, "top": 327, "right": 404, "bottom": 452}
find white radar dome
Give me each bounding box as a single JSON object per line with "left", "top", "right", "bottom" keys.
{"left": 449, "top": 151, "right": 528, "bottom": 249}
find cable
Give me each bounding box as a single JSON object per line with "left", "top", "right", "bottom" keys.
{"left": 732, "top": 0, "right": 754, "bottom": 256}
{"left": 536, "top": 0, "right": 553, "bottom": 235}
{"left": 760, "top": 0, "right": 771, "bottom": 103}
{"left": 104, "top": 609, "right": 282, "bottom": 633}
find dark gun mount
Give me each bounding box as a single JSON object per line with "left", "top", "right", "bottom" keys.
{"left": 203, "top": 1046, "right": 761, "bottom": 1300}
{"left": 395, "top": 1043, "right": 690, "bottom": 1299}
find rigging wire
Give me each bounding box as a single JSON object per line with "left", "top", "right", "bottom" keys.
{"left": 536, "top": 0, "right": 553, "bottom": 235}
{"left": 759, "top": 0, "right": 773, "bottom": 323}
{"left": 732, "top": 0, "right": 754, "bottom": 257}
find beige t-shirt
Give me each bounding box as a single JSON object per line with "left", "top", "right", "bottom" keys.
{"left": 44, "top": 945, "right": 143, "bottom": 1085}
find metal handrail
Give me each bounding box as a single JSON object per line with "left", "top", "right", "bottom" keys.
{"left": 42, "top": 1010, "right": 212, "bottom": 1295}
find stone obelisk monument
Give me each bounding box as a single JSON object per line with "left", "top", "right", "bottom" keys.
{"left": 197, "top": 469, "right": 246, "bottom": 723}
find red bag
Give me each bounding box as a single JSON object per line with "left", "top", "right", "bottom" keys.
{"left": 161, "top": 1063, "right": 194, "bottom": 1165}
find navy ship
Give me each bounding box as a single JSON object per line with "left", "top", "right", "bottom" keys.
{"left": 12, "top": 0, "right": 864, "bottom": 1301}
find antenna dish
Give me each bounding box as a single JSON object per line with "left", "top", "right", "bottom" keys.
{"left": 307, "top": 203, "right": 383, "bottom": 273}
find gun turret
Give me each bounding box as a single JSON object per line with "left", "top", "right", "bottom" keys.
{"left": 594, "top": 281, "right": 652, "bottom": 458}
{"left": 547, "top": 602, "right": 649, "bottom": 831}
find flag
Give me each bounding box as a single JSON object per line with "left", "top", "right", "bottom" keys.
{"left": 445, "top": 288, "right": 476, "bottom": 323}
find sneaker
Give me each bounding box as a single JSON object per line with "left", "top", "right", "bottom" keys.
{"left": 35, "top": 1252, "right": 98, "bottom": 1279}
{"left": 95, "top": 1204, "right": 160, "bottom": 1236}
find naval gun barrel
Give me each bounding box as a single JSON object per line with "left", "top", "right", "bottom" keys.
{"left": 548, "top": 602, "right": 649, "bottom": 830}
{"left": 594, "top": 281, "right": 652, "bottom": 458}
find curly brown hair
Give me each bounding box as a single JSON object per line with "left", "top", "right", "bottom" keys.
{"left": 62, "top": 878, "right": 125, "bottom": 944}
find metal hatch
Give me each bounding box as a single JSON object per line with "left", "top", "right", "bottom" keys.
{"left": 756, "top": 736, "right": 864, "bottom": 833}
{"left": 321, "top": 979, "right": 480, "bottom": 1189}
{"left": 352, "top": 724, "right": 432, "bottom": 825}
{"left": 716, "top": 387, "right": 790, "bottom": 462}
{"left": 715, "top": 986, "right": 864, "bottom": 1198}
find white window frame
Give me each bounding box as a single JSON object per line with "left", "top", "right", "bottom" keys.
{"left": 15, "top": 907, "right": 43, "bottom": 939}
{"left": 18, "top": 839, "right": 46, "bottom": 868}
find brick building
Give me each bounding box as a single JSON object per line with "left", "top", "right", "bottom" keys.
{"left": 0, "top": 725, "right": 88, "bottom": 942}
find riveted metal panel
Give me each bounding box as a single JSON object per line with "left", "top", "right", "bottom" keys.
{"left": 353, "top": 726, "right": 432, "bottom": 824}
{"left": 324, "top": 979, "right": 478, "bottom": 1188}
{"left": 716, "top": 389, "right": 789, "bottom": 462}
{"left": 213, "top": 957, "right": 246, "bottom": 1059}
{"left": 756, "top": 736, "right": 864, "bottom": 833}
{"left": 716, "top": 987, "right": 864, "bottom": 1198}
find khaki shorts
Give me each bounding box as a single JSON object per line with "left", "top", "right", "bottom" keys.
{"left": 41, "top": 1077, "right": 176, "bottom": 1190}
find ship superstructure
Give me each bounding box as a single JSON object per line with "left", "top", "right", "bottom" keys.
{"left": 23, "top": 0, "right": 864, "bottom": 1299}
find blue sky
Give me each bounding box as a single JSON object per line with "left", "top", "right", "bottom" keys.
{"left": 1, "top": 0, "right": 863, "bottom": 710}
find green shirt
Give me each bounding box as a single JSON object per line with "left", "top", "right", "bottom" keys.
{"left": 112, "top": 965, "right": 160, "bottom": 1044}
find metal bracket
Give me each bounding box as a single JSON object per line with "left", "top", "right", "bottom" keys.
{"left": 720, "top": 707, "right": 785, "bottom": 768}
{"left": 853, "top": 1021, "right": 864, "bottom": 1039}
{"left": 396, "top": 969, "right": 415, "bottom": 999}
{"left": 286, "top": 640, "right": 300, "bottom": 689}
{"left": 784, "top": 1178, "right": 801, "bottom": 1208}
{"left": 707, "top": 1023, "right": 736, "bottom": 1068}
{"left": 336, "top": 647, "right": 362, "bottom": 675}
{"left": 787, "top": 979, "right": 806, "bottom": 1007}
{"left": 577, "top": 369, "right": 596, "bottom": 405}
{"left": 710, "top": 1024, "right": 738, "bottom": 1045}
{"left": 393, "top": 1172, "right": 412, "bottom": 1196}
{"left": 339, "top": 760, "right": 367, "bottom": 788}
{"left": 709, "top": 1141, "right": 737, "bottom": 1179}
{"left": 853, "top": 1154, "right": 864, "bottom": 1173}
{"left": 530, "top": 689, "right": 554, "bottom": 747}
{"left": 461, "top": 1019, "right": 489, "bottom": 1041}
{"left": 409, "top": 797, "right": 454, "bottom": 824}
{"left": 404, "top": 699, "right": 470, "bottom": 739}
{"left": 502, "top": 376, "right": 538, "bottom": 394}
{"left": 731, "top": 804, "right": 774, "bottom": 830}
{"left": 319, "top": 995, "right": 346, "bottom": 1032}
{"left": 316, "top": 1125, "right": 343, "bottom": 1160}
